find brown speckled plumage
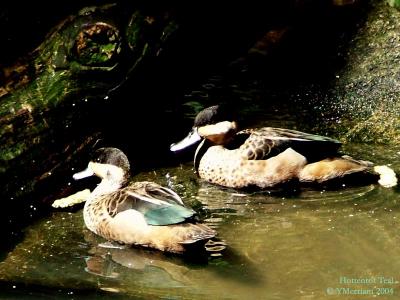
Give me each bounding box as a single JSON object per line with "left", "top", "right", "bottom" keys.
{"left": 197, "top": 140, "right": 308, "bottom": 188}
{"left": 85, "top": 182, "right": 216, "bottom": 253}
{"left": 172, "top": 106, "right": 397, "bottom": 189}
{"left": 196, "top": 127, "right": 383, "bottom": 188}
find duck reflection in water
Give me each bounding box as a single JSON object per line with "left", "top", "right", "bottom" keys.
{"left": 82, "top": 227, "right": 261, "bottom": 289}
{"left": 83, "top": 228, "right": 196, "bottom": 286}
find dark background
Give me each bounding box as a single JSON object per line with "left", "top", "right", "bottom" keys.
{"left": 0, "top": 0, "right": 370, "bottom": 176}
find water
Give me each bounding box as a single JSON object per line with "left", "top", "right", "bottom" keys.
{"left": 0, "top": 142, "right": 399, "bottom": 299}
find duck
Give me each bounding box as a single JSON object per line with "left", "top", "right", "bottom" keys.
{"left": 170, "top": 105, "right": 397, "bottom": 189}
{"left": 72, "top": 147, "right": 216, "bottom": 254}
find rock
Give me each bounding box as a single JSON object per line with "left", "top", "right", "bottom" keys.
{"left": 328, "top": 0, "right": 400, "bottom": 143}
{"left": 0, "top": 4, "right": 178, "bottom": 200}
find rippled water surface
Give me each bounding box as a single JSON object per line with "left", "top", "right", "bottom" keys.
{"left": 1, "top": 142, "right": 399, "bottom": 299}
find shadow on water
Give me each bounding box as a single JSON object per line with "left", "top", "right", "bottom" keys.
{"left": 0, "top": 173, "right": 100, "bottom": 262}
{"left": 0, "top": 281, "right": 136, "bottom": 300}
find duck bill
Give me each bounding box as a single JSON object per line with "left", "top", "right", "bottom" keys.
{"left": 73, "top": 166, "right": 95, "bottom": 180}
{"left": 170, "top": 128, "right": 201, "bottom": 152}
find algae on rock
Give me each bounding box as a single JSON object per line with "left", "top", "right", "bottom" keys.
{"left": 326, "top": 0, "right": 400, "bottom": 143}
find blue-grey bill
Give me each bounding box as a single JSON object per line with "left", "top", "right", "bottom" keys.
{"left": 170, "top": 128, "right": 201, "bottom": 152}
{"left": 73, "top": 167, "right": 94, "bottom": 180}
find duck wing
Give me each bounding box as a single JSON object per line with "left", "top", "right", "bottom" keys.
{"left": 104, "top": 181, "right": 196, "bottom": 226}
{"left": 236, "top": 127, "right": 342, "bottom": 161}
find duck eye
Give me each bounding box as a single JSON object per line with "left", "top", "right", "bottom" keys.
{"left": 73, "top": 22, "right": 121, "bottom": 66}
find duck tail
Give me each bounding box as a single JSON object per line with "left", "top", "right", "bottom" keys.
{"left": 373, "top": 165, "right": 398, "bottom": 188}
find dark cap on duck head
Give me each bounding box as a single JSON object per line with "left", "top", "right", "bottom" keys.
{"left": 91, "top": 147, "right": 131, "bottom": 174}
{"left": 170, "top": 104, "right": 238, "bottom": 152}
{"left": 193, "top": 105, "right": 236, "bottom": 127}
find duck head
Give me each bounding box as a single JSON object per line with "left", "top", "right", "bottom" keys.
{"left": 73, "top": 147, "right": 131, "bottom": 186}
{"left": 170, "top": 105, "right": 238, "bottom": 152}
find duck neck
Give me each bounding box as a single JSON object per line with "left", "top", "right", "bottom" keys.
{"left": 88, "top": 178, "right": 125, "bottom": 203}
{"left": 194, "top": 139, "right": 212, "bottom": 175}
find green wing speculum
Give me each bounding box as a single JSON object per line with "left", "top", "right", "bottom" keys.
{"left": 106, "top": 181, "right": 195, "bottom": 226}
